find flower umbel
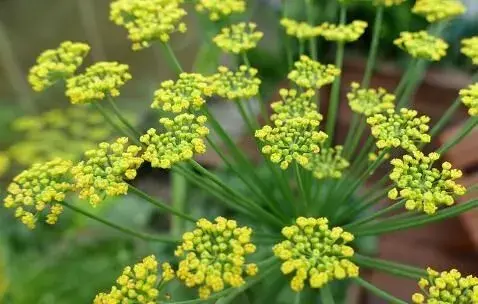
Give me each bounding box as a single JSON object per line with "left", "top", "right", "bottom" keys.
{"left": 319, "top": 20, "right": 368, "bottom": 43}
{"left": 210, "top": 65, "right": 261, "bottom": 100}
{"left": 302, "top": 146, "right": 350, "bottom": 179}
{"left": 175, "top": 217, "right": 258, "bottom": 299}
{"left": 412, "top": 0, "right": 466, "bottom": 23}
{"left": 394, "top": 31, "right": 448, "bottom": 61}
{"left": 213, "top": 22, "right": 263, "bottom": 54}
{"left": 367, "top": 108, "right": 431, "bottom": 152}
{"left": 270, "top": 89, "right": 323, "bottom": 122}
{"left": 388, "top": 151, "right": 466, "bottom": 215}
{"left": 3, "top": 159, "right": 73, "bottom": 229}
{"left": 412, "top": 268, "right": 478, "bottom": 303}
{"left": 273, "top": 217, "right": 359, "bottom": 292}
{"left": 66, "top": 62, "right": 132, "bottom": 104}
{"left": 373, "top": 0, "right": 406, "bottom": 7}
{"left": 462, "top": 36, "right": 478, "bottom": 66}
{"left": 288, "top": 55, "right": 340, "bottom": 89}
{"left": 195, "top": 0, "right": 245, "bottom": 21}
{"left": 28, "top": 41, "right": 90, "bottom": 92}
{"left": 140, "top": 114, "right": 209, "bottom": 168}
{"left": 280, "top": 18, "right": 321, "bottom": 40}
{"left": 347, "top": 82, "right": 396, "bottom": 116}
{"left": 459, "top": 83, "right": 478, "bottom": 117}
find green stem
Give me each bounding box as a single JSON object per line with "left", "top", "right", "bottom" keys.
{"left": 107, "top": 96, "right": 142, "bottom": 138}
{"left": 320, "top": 285, "right": 335, "bottom": 304}
{"left": 429, "top": 97, "right": 461, "bottom": 137}
{"left": 242, "top": 52, "right": 269, "bottom": 124}
{"left": 59, "top": 201, "right": 178, "bottom": 243}
{"left": 353, "top": 277, "right": 408, "bottom": 304}
{"left": 295, "top": 163, "right": 308, "bottom": 215}
{"left": 362, "top": 6, "right": 384, "bottom": 88}
{"left": 161, "top": 42, "right": 184, "bottom": 76}
{"left": 305, "top": 0, "right": 317, "bottom": 60}
{"left": 343, "top": 200, "right": 405, "bottom": 230}
{"left": 394, "top": 58, "right": 417, "bottom": 99}
{"left": 171, "top": 172, "right": 187, "bottom": 237}
{"left": 437, "top": 117, "right": 478, "bottom": 154}
{"left": 93, "top": 102, "right": 141, "bottom": 145}
{"left": 396, "top": 59, "right": 427, "bottom": 108}
{"left": 342, "top": 113, "right": 359, "bottom": 152}
{"left": 352, "top": 254, "right": 426, "bottom": 279}
{"left": 282, "top": 1, "right": 293, "bottom": 70}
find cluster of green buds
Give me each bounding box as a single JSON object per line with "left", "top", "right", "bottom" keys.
{"left": 319, "top": 20, "right": 368, "bottom": 43}
{"left": 66, "top": 62, "right": 132, "bottom": 104}
{"left": 209, "top": 65, "right": 261, "bottom": 100}
{"left": 255, "top": 117, "right": 328, "bottom": 170}
{"left": 0, "top": 153, "right": 9, "bottom": 177}
{"left": 302, "top": 146, "right": 349, "bottom": 179}
{"left": 462, "top": 36, "right": 478, "bottom": 65}
{"left": 412, "top": 268, "right": 478, "bottom": 303}
{"left": 175, "top": 217, "right": 258, "bottom": 299}
{"left": 270, "top": 89, "right": 323, "bottom": 122}
{"left": 94, "top": 255, "right": 175, "bottom": 304}
{"left": 412, "top": 0, "right": 466, "bottom": 23}
{"left": 373, "top": 0, "right": 406, "bottom": 7}
{"left": 367, "top": 108, "right": 431, "bottom": 152}
{"left": 71, "top": 138, "right": 143, "bottom": 206}
{"left": 213, "top": 22, "right": 263, "bottom": 54}
{"left": 459, "top": 83, "right": 478, "bottom": 117}
{"left": 280, "top": 18, "right": 321, "bottom": 40}
{"left": 140, "top": 114, "right": 209, "bottom": 169}
{"left": 110, "top": 0, "right": 187, "bottom": 50}
{"left": 273, "top": 217, "right": 359, "bottom": 292}
{"left": 394, "top": 31, "right": 448, "bottom": 61}
{"left": 28, "top": 41, "right": 90, "bottom": 92}
{"left": 151, "top": 73, "right": 213, "bottom": 113}
{"left": 388, "top": 151, "right": 466, "bottom": 215}
{"left": 3, "top": 159, "right": 73, "bottom": 229}
{"left": 288, "top": 55, "right": 341, "bottom": 89}
{"left": 195, "top": 0, "right": 245, "bottom": 21}
{"left": 347, "top": 82, "right": 396, "bottom": 116}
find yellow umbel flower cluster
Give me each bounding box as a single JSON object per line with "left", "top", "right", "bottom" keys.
{"left": 302, "top": 146, "right": 350, "bottom": 179}
{"left": 412, "top": 0, "right": 466, "bottom": 23}
{"left": 72, "top": 138, "right": 143, "bottom": 206}
{"left": 273, "top": 217, "right": 359, "bottom": 292}
{"left": 270, "top": 89, "right": 323, "bottom": 122}
{"left": 66, "top": 62, "right": 132, "bottom": 104}
{"left": 175, "top": 217, "right": 258, "bottom": 299}
{"left": 141, "top": 114, "right": 209, "bottom": 168}
{"left": 151, "top": 73, "right": 213, "bottom": 113}
{"left": 319, "top": 20, "right": 368, "bottom": 43}
{"left": 373, "top": 0, "right": 406, "bottom": 6}
{"left": 28, "top": 41, "right": 90, "bottom": 92}
{"left": 461, "top": 36, "right": 478, "bottom": 65}
{"left": 213, "top": 22, "right": 263, "bottom": 54}
{"left": 3, "top": 159, "right": 73, "bottom": 229}
{"left": 210, "top": 65, "right": 261, "bottom": 100}
{"left": 394, "top": 31, "right": 449, "bottom": 61}
{"left": 110, "top": 0, "right": 187, "bottom": 50}
{"left": 255, "top": 118, "right": 328, "bottom": 170}
{"left": 459, "top": 83, "right": 478, "bottom": 117}
{"left": 347, "top": 82, "right": 396, "bottom": 116}
{"left": 0, "top": 153, "right": 9, "bottom": 178}
{"left": 94, "top": 255, "right": 175, "bottom": 304}
{"left": 388, "top": 151, "right": 466, "bottom": 215}
{"left": 280, "top": 18, "right": 321, "bottom": 40}
{"left": 367, "top": 108, "right": 431, "bottom": 152}
{"left": 412, "top": 268, "right": 478, "bottom": 303}
{"left": 195, "top": 0, "right": 246, "bottom": 21}
{"left": 9, "top": 107, "right": 114, "bottom": 166}
{"left": 288, "top": 56, "right": 340, "bottom": 89}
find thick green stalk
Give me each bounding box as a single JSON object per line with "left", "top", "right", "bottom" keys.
{"left": 171, "top": 171, "right": 187, "bottom": 236}
{"left": 295, "top": 163, "right": 308, "bottom": 215}
{"left": 242, "top": 53, "right": 269, "bottom": 124}
{"left": 362, "top": 6, "right": 384, "bottom": 88}
{"left": 282, "top": 0, "right": 293, "bottom": 70}
{"left": 320, "top": 285, "right": 335, "bottom": 304}
{"left": 305, "top": 0, "right": 317, "bottom": 60}
{"left": 353, "top": 277, "right": 407, "bottom": 304}
{"left": 161, "top": 42, "right": 184, "bottom": 75}
{"left": 343, "top": 200, "right": 405, "bottom": 230}
{"left": 352, "top": 254, "right": 426, "bottom": 279}
{"left": 342, "top": 113, "right": 359, "bottom": 153}
{"left": 437, "top": 117, "right": 478, "bottom": 155}
{"left": 429, "top": 97, "right": 461, "bottom": 137}
{"left": 106, "top": 97, "right": 142, "bottom": 138}
{"left": 59, "top": 201, "right": 178, "bottom": 243}
{"left": 93, "top": 102, "right": 141, "bottom": 145}
{"left": 396, "top": 59, "right": 427, "bottom": 108}
{"left": 394, "top": 58, "right": 417, "bottom": 99}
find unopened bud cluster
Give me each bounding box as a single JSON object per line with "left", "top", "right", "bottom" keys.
{"left": 209, "top": 65, "right": 261, "bottom": 100}
{"left": 288, "top": 56, "right": 340, "bottom": 89}
{"left": 347, "top": 82, "right": 395, "bottom": 116}
{"left": 302, "top": 146, "right": 349, "bottom": 179}
{"left": 394, "top": 31, "right": 448, "bottom": 61}
{"left": 270, "top": 89, "right": 322, "bottom": 122}
{"left": 280, "top": 19, "right": 321, "bottom": 40}
{"left": 461, "top": 36, "right": 478, "bottom": 65}
{"left": 319, "top": 20, "right": 368, "bottom": 43}
{"left": 213, "top": 22, "right": 263, "bottom": 54}
{"left": 412, "top": 0, "right": 466, "bottom": 23}
{"left": 195, "top": 0, "right": 245, "bottom": 21}
{"left": 373, "top": 0, "right": 406, "bottom": 7}
{"left": 459, "top": 83, "right": 478, "bottom": 117}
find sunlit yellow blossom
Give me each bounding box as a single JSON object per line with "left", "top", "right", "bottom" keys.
{"left": 0, "top": 153, "right": 9, "bottom": 177}
{"left": 270, "top": 89, "right": 323, "bottom": 122}
{"left": 28, "top": 41, "right": 90, "bottom": 92}
{"left": 210, "top": 65, "right": 261, "bottom": 100}
{"left": 140, "top": 114, "right": 209, "bottom": 168}
{"left": 367, "top": 108, "right": 431, "bottom": 152}
{"left": 412, "top": 0, "right": 466, "bottom": 23}
{"left": 66, "top": 62, "right": 132, "bottom": 104}
{"left": 459, "top": 83, "right": 478, "bottom": 117}
{"left": 388, "top": 151, "right": 466, "bottom": 215}
{"left": 3, "top": 158, "right": 73, "bottom": 229}
{"left": 280, "top": 18, "right": 321, "bottom": 40}
{"left": 195, "top": 0, "right": 245, "bottom": 21}
{"left": 347, "top": 82, "right": 395, "bottom": 116}
{"left": 72, "top": 137, "right": 143, "bottom": 206}
{"left": 255, "top": 118, "right": 328, "bottom": 170}
{"left": 110, "top": 0, "right": 187, "bottom": 50}
{"left": 461, "top": 36, "right": 478, "bottom": 65}
{"left": 151, "top": 73, "right": 213, "bottom": 113}
{"left": 288, "top": 55, "right": 340, "bottom": 89}
{"left": 394, "top": 31, "right": 448, "bottom": 61}
{"left": 412, "top": 267, "right": 478, "bottom": 303}
{"left": 319, "top": 20, "right": 368, "bottom": 43}
{"left": 213, "top": 22, "right": 263, "bottom": 54}
{"left": 93, "top": 255, "right": 174, "bottom": 304}
{"left": 373, "top": 0, "right": 406, "bottom": 6}
{"left": 175, "top": 217, "right": 258, "bottom": 299}
{"left": 302, "top": 146, "right": 349, "bottom": 179}
{"left": 273, "top": 217, "right": 359, "bottom": 292}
